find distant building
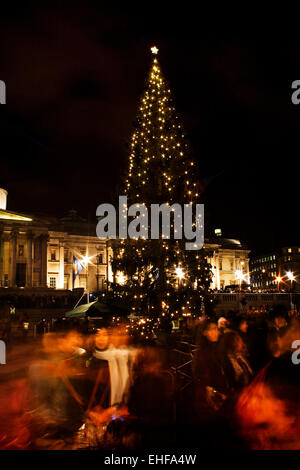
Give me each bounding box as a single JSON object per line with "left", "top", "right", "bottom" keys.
{"left": 250, "top": 246, "right": 300, "bottom": 292}
{"left": 205, "top": 237, "right": 250, "bottom": 290}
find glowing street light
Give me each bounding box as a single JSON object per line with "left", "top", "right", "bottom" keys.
{"left": 235, "top": 269, "right": 244, "bottom": 291}
{"left": 235, "top": 269, "right": 244, "bottom": 280}
{"left": 175, "top": 266, "right": 185, "bottom": 289}
{"left": 175, "top": 267, "right": 185, "bottom": 280}
{"left": 275, "top": 276, "right": 282, "bottom": 291}
{"left": 116, "top": 271, "right": 126, "bottom": 285}
{"left": 79, "top": 251, "right": 95, "bottom": 302}
{"left": 81, "top": 254, "right": 94, "bottom": 267}
{"left": 286, "top": 271, "right": 296, "bottom": 310}
{"left": 286, "top": 271, "right": 295, "bottom": 282}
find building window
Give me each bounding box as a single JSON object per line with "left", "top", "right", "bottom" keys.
{"left": 64, "top": 276, "right": 68, "bottom": 290}
{"left": 79, "top": 276, "right": 87, "bottom": 289}
{"left": 219, "top": 260, "right": 222, "bottom": 271}
{"left": 64, "top": 250, "right": 69, "bottom": 263}
{"left": 288, "top": 248, "right": 292, "bottom": 253}
{"left": 49, "top": 277, "right": 56, "bottom": 288}
{"left": 50, "top": 249, "right": 56, "bottom": 261}
{"left": 98, "top": 252, "right": 104, "bottom": 264}
{"left": 18, "top": 245, "right": 24, "bottom": 257}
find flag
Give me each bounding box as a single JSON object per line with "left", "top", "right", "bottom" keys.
{"left": 73, "top": 256, "right": 83, "bottom": 287}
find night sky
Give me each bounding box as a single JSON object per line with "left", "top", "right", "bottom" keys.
{"left": 0, "top": 3, "right": 299, "bottom": 255}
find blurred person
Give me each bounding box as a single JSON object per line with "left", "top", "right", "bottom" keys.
{"left": 192, "top": 320, "right": 228, "bottom": 413}
{"left": 127, "top": 346, "right": 174, "bottom": 448}
{"left": 221, "top": 331, "right": 253, "bottom": 392}
{"left": 75, "top": 327, "right": 137, "bottom": 449}
{"left": 267, "top": 311, "right": 288, "bottom": 357}
{"left": 191, "top": 319, "right": 238, "bottom": 448}
{"left": 232, "top": 317, "right": 251, "bottom": 355}
{"left": 28, "top": 331, "right": 87, "bottom": 447}
{"left": 236, "top": 320, "right": 300, "bottom": 449}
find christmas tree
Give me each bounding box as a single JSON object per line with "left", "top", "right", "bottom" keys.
{"left": 108, "top": 46, "right": 213, "bottom": 331}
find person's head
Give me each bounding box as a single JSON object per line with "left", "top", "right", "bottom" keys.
{"left": 274, "top": 315, "right": 287, "bottom": 329}
{"left": 222, "top": 331, "right": 245, "bottom": 354}
{"left": 238, "top": 318, "right": 248, "bottom": 333}
{"left": 42, "top": 332, "right": 62, "bottom": 354}
{"left": 94, "top": 328, "right": 109, "bottom": 350}
{"left": 110, "top": 324, "right": 129, "bottom": 348}
{"left": 202, "top": 320, "right": 220, "bottom": 342}
{"left": 218, "top": 317, "right": 228, "bottom": 330}
{"left": 60, "top": 330, "right": 83, "bottom": 354}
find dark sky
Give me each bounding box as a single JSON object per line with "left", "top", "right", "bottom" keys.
{"left": 0, "top": 3, "right": 299, "bottom": 254}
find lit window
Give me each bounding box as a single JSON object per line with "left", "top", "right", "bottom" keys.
{"left": 288, "top": 248, "right": 292, "bottom": 253}
{"left": 49, "top": 277, "right": 56, "bottom": 288}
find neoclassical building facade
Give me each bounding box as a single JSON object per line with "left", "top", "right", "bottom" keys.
{"left": 0, "top": 188, "right": 109, "bottom": 293}
{"left": 205, "top": 238, "right": 250, "bottom": 289}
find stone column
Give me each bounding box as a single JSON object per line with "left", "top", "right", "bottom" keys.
{"left": 215, "top": 254, "right": 221, "bottom": 290}
{"left": 40, "top": 234, "right": 48, "bottom": 288}
{"left": 59, "top": 241, "right": 64, "bottom": 289}
{"left": 10, "top": 229, "right": 18, "bottom": 287}
{"left": 26, "top": 231, "right": 34, "bottom": 287}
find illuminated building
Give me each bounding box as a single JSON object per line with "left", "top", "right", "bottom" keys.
{"left": 205, "top": 237, "right": 250, "bottom": 290}
{"left": 0, "top": 187, "right": 109, "bottom": 291}
{"left": 250, "top": 247, "right": 300, "bottom": 292}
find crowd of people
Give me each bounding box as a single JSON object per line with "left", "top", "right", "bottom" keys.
{"left": 0, "top": 307, "right": 300, "bottom": 450}
{"left": 186, "top": 310, "right": 300, "bottom": 449}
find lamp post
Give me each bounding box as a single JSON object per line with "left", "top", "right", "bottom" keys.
{"left": 235, "top": 270, "right": 244, "bottom": 291}
{"left": 275, "top": 276, "right": 282, "bottom": 292}
{"left": 286, "top": 271, "right": 295, "bottom": 311}
{"left": 81, "top": 252, "right": 94, "bottom": 303}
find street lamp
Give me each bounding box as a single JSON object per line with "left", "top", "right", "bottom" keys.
{"left": 116, "top": 271, "right": 126, "bottom": 285}
{"left": 175, "top": 267, "right": 184, "bottom": 279}
{"left": 286, "top": 271, "right": 295, "bottom": 282}
{"left": 286, "top": 271, "right": 295, "bottom": 311}
{"left": 235, "top": 269, "right": 244, "bottom": 291}
{"left": 275, "top": 276, "right": 282, "bottom": 292}
{"left": 80, "top": 252, "right": 94, "bottom": 302}
{"left": 175, "top": 266, "right": 185, "bottom": 288}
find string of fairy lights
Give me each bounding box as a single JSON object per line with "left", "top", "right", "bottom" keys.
{"left": 125, "top": 46, "right": 199, "bottom": 204}
{"left": 108, "top": 46, "right": 213, "bottom": 339}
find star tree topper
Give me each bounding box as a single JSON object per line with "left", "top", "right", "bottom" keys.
{"left": 151, "top": 46, "right": 159, "bottom": 55}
